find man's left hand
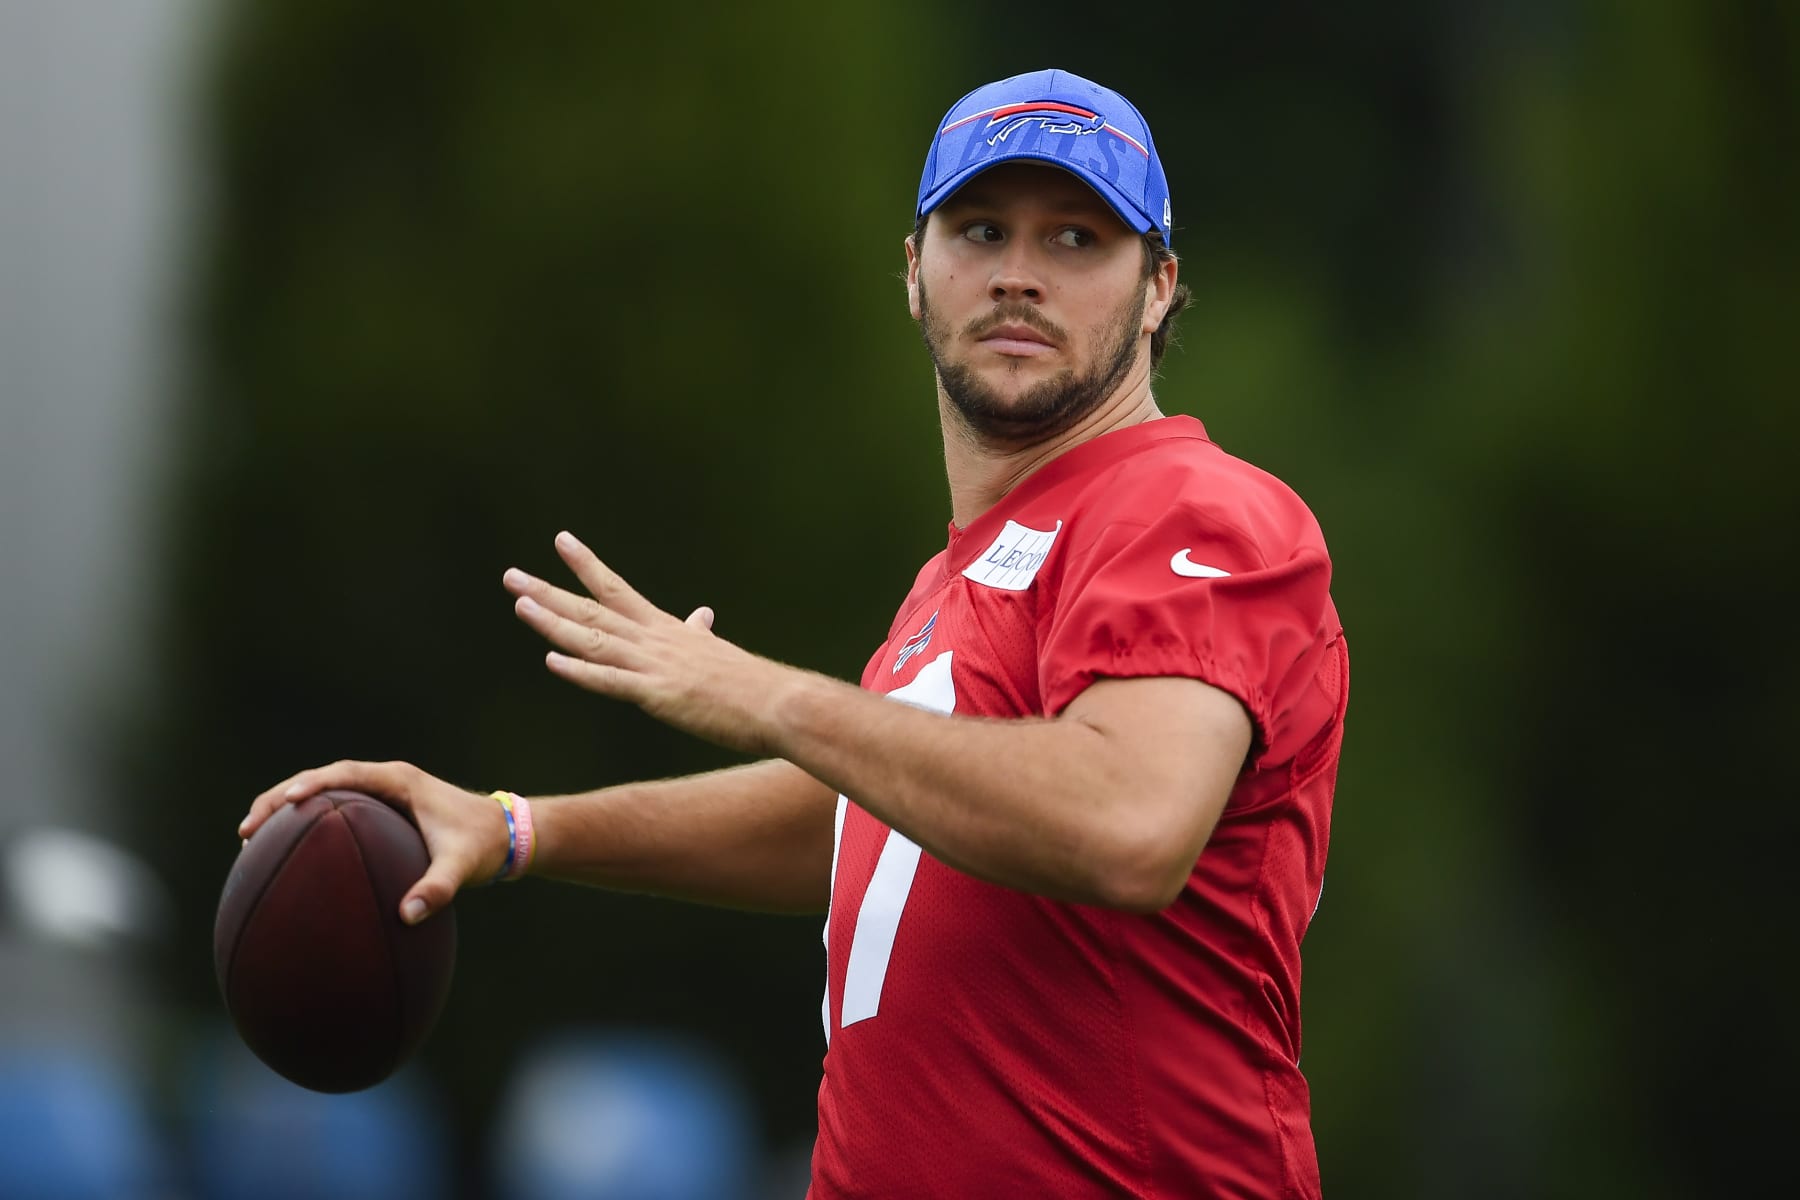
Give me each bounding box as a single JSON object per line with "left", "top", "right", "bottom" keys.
{"left": 503, "top": 531, "right": 788, "bottom": 755}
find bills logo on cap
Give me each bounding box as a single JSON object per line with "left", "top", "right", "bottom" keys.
{"left": 940, "top": 101, "right": 1151, "bottom": 159}
{"left": 918, "top": 70, "right": 1173, "bottom": 243}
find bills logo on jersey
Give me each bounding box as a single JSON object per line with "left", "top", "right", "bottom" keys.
{"left": 893, "top": 610, "right": 938, "bottom": 674}
{"left": 962, "top": 519, "right": 1062, "bottom": 591}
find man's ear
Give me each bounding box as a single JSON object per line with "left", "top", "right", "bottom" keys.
{"left": 1142, "top": 253, "right": 1177, "bottom": 334}
{"left": 905, "top": 233, "right": 923, "bottom": 321}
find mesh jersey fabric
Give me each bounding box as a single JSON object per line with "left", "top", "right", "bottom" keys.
{"left": 810, "top": 415, "right": 1346, "bottom": 1199}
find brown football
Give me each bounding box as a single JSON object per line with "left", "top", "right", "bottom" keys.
{"left": 214, "top": 789, "right": 456, "bottom": 1092}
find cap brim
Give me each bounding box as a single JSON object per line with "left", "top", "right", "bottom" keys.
{"left": 918, "top": 150, "right": 1155, "bottom": 236}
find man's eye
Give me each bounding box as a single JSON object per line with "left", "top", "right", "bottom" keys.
{"left": 962, "top": 222, "right": 1003, "bottom": 244}
{"left": 1053, "top": 228, "right": 1093, "bottom": 248}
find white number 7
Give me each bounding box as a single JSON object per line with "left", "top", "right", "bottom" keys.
{"left": 822, "top": 651, "right": 956, "bottom": 1041}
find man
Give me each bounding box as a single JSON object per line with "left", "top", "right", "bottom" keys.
{"left": 241, "top": 68, "right": 1347, "bottom": 1198}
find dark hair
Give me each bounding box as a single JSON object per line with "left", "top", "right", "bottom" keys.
{"left": 910, "top": 214, "right": 1190, "bottom": 369}
{"left": 1140, "top": 230, "right": 1188, "bottom": 369}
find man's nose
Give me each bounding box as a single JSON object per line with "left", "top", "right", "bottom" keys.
{"left": 989, "top": 243, "right": 1044, "bottom": 302}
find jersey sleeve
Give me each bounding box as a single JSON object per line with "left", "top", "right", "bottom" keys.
{"left": 1037, "top": 500, "right": 1335, "bottom": 761}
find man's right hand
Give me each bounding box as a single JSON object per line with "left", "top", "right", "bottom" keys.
{"left": 239, "top": 761, "right": 510, "bottom": 925}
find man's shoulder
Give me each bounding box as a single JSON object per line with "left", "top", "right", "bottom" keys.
{"left": 1057, "top": 424, "right": 1328, "bottom": 561}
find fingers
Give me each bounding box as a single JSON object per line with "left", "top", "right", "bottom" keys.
{"left": 239, "top": 759, "right": 416, "bottom": 840}
{"left": 503, "top": 533, "right": 678, "bottom": 631}
{"left": 514, "top": 594, "right": 652, "bottom": 672}
{"left": 503, "top": 569, "right": 621, "bottom": 630}
{"left": 241, "top": 769, "right": 311, "bottom": 838}
{"left": 552, "top": 531, "right": 661, "bottom": 621}
{"left": 400, "top": 857, "right": 468, "bottom": 925}
{"left": 545, "top": 651, "right": 648, "bottom": 702}
{"left": 499, "top": 530, "right": 716, "bottom": 706}
{"left": 504, "top": 533, "right": 705, "bottom": 677}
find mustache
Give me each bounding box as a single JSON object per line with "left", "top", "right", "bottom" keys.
{"left": 964, "top": 303, "right": 1067, "bottom": 345}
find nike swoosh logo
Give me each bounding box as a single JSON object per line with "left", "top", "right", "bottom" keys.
{"left": 1170, "top": 549, "right": 1231, "bottom": 578}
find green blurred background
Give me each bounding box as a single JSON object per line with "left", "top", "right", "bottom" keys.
{"left": 8, "top": 0, "right": 1797, "bottom": 1196}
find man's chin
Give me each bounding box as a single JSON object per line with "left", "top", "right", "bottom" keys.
{"left": 939, "top": 365, "right": 1097, "bottom": 443}
{"left": 965, "top": 355, "right": 1063, "bottom": 393}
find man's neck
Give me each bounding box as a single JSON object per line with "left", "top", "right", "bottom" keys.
{"left": 940, "top": 374, "right": 1163, "bottom": 529}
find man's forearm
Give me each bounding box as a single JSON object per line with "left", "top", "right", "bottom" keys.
{"left": 758, "top": 670, "right": 1200, "bottom": 910}
{"left": 530, "top": 758, "right": 837, "bottom": 913}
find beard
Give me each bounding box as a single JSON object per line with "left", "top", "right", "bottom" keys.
{"left": 918, "top": 281, "right": 1147, "bottom": 445}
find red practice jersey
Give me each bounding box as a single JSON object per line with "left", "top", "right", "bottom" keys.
{"left": 809, "top": 416, "right": 1347, "bottom": 1199}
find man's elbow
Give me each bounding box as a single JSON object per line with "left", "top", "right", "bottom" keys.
{"left": 1088, "top": 825, "right": 1201, "bottom": 914}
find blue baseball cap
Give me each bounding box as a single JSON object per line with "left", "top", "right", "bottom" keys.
{"left": 917, "top": 69, "right": 1173, "bottom": 244}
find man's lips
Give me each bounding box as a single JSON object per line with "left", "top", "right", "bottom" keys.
{"left": 976, "top": 323, "right": 1058, "bottom": 356}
